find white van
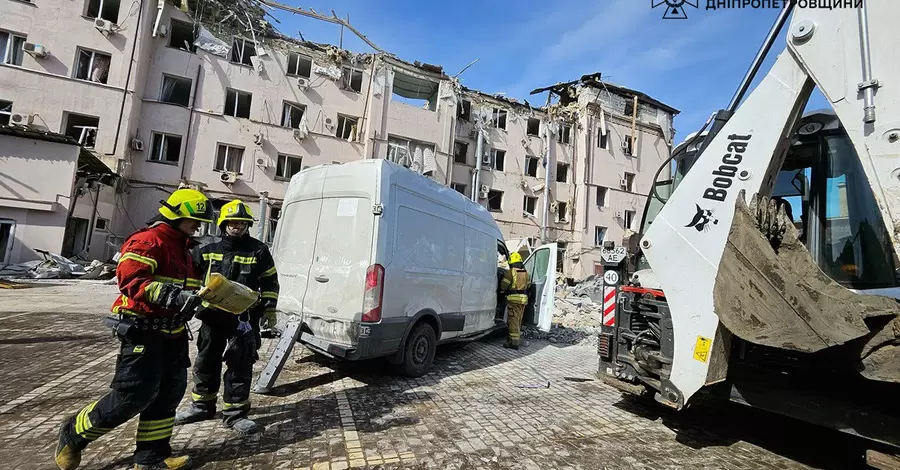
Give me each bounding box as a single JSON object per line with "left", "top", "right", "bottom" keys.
{"left": 272, "top": 160, "right": 556, "bottom": 376}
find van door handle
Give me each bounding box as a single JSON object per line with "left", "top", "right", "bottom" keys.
{"left": 315, "top": 275, "right": 329, "bottom": 283}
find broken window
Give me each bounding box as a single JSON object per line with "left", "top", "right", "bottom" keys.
{"left": 624, "top": 210, "right": 636, "bottom": 230}
{"left": 557, "top": 202, "right": 568, "bottom": 223}
{"left": 556, "top": 242, "right": 567, "bottom": 272}
{"left": 523, "top": 196, "right": 537, "bottom": 216}
{"left": 160, "top": 74, "right": 191, "bottom": 106}
{"left": 624, "top": 172, "right": 635, "bottom": 192}
{"left": 558, "top": 124, "right": 572, "bottom": 145}
{"left": 491, "top": 149, "right": 505, "bottom": 171}
{"left": 596, "top": 187, "right": 608, "bottom": 207}
{"left": 453, "top": 141, "right": 468, "bottom": 164}
{"left": 458, "top": 100, "right": 471, "bottom": 121}
{"left": 392, "top": 70, "right": 439, "bottom": 111}
{"left": 276, "top": 154, "right": 303, "bottom": 180}
{"left": 230, "top": 37, "right": 256, "bottom": 66}
{"left": 63, "top": 112, "right": 99, "bottom": 148}
{"left": 623, "top": 134, "right": 635, "bottom": 156}
{"left": 0, "top": 100, "right": 11, "bottom": 126}
{"left": 149, "top": 132, "right": 181, "bottom": 164}
{"left": 224, "top": 89, "right": 252, "bottom": 118}
{"left": 556, "top": 162, "right": 569, "bottom": 183}
{"left": 169, "top": 20, "right": 197, "bottom": 52}
{"left": 215, "top": 144, "right": 244, "bottom": 173}
{"left": 281, "top": 101, "right": 305, "bottom": 129}
{"left": 492, "top": 108, "right": 507, "bottom": 130}
{"left": 451, "top": 183, "right": 467, "bottom": 195}
{"left": 597, "top": 126, "right": 607, "bottom": 149}
{"left": 340, "top": 67, "right": 363, "bottom": 93}
{"left": 527, "top": 117, "right": 540, "bottom": 136}
{"left": 335, "top": 114, "right": 358, "bottom": 140}
{"left": 84, "top": 0, "right": 120, "bottom": 23}
{"left": 487, "top": 190, "right": 503, "bottom": 212}
{"left": 0, "top": 31, "right": 26, "bottom": 66}
{"left": 287, "top": 52, "right": 312, "bottom": 77}
{"left": 624, "top": 99, "right": 635, "bottom": 117}
{"left": 594, "top": 226, "right": 607, "bottom": 246}
{"left": 525, "top": 156, "right": 539, "bottom": 177}
{"left": 74, "top": 48, "right": 110, "bottom": 84}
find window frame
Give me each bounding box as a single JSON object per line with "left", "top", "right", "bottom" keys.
{"left": 525, "top": 155, "right": 539, "bottom": 177}
{"left": 230, "top": 37, "right": 256, "bottom": 66}
{"left": 94, "top": 217, "right": 109, "bottom": 231}
{"left": 159, "top": 74, "right": 192, "bottom": 107}
{"left": 491, "top": 149, "right": 505, "bottom": 171}
{"left": 453, "top": 140, "right": 468, "bottom": 165}
{"left": 624, "top": 172, "right": 635, "bottom": 192}
{"left": 594, "top": 226, "right": 607, "bottom": 246}
{"left": 557, "top": 124, "right": 572, "bottom": 145}
{"left": 596, "top": 187, "right": 608, "bottom": 207}
{"left": 487, "top": 189, "right": 503, "bottom": 212}
{"left": 624, "top": 210, "right": 636, "bottom": 230}
{"left": 556, "top": 201, "right": 568, "bottom": 223}
{"left": 523, "top": 195, "right": 538, "bottom": 217}
{"left": 275, "top": 153, "right": 303, "bottom": 181}
{"left": 492, "top": 108, "right": 507, "bottom": 130}
{"left": 74, "top": 47, "right": 111, "bottom": 84}
{"left": 597, "top": 127, "right": 608, "bottom": 149}
{"left": 335, "top": 114, "right": 358, "bottom": 140}
{"left": 214, "top": 143, "right": 245, "bottom": 174}
{"left": 286, "top": 52, "right": 312, "bottom": 78}
{"left": 556, "top": 162, "right": 569, "bottom": 183}
{"left": 340, "top": 67, "right": 363, "bottom": 93}
{"left": 83, "top": 0, "right": 121, "bottom": 23}
{"left": 526, "top": 117, "right": 541, "bottom": 136}
{"left": 168, "top": 20, "right": 197, "bottom": 52}
{"left": 0, "top": 99, "right": 12, "bottom": 126}
{"left": 148, "top": 132, "right": 182, "bottom": 165}
{"left": 281, "top": 101, "right": 306, "bottom": 129}
{"left": 0, "top": 31, "right": 26, "bottom": 66}
{"left": 224, "top": 88, "right": 252, "bottom": 118}
{"left": 451, "top": 182, "right": 467, "bottom": 195}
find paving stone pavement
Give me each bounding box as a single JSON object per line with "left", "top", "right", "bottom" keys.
{"left": 0, "top": 281, "right": 866, "bottom": 469}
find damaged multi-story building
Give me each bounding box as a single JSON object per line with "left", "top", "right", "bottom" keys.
{"left": 0, "top": 0, "right": 678, "bottom": 279}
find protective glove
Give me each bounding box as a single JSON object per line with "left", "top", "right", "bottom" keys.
{"left": 158, "top": 284, "right": 202, "bottom": 313}
{"left": 264, "top": 310, "right": 277, "bottom": 329}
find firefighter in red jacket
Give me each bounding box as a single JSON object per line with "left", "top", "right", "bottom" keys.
{"left": 54, "top": 188, "right": 213, "bottom": 470}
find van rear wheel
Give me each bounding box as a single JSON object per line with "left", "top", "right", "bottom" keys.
{"left": 399, "top": 322, "right": 436, "bottom": 377}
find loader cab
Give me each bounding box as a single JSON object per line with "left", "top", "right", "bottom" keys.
{"left": 638, "top": 110, "right": 898, "bottom": 289}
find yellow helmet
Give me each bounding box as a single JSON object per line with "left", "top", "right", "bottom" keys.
{"left": 217, "top": 199, "right": 255, "bottom": 228}
{"left": 158, "top": 188, "right": 213, "bottom": 222}
{"left": 509, "top": 252, "right": 523, "bottom": 265}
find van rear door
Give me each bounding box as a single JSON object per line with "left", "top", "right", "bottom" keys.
{"left": 522, "top": 243, "right": 557, "bottom": 332}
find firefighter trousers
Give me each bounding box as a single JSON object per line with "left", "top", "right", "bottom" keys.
{"left": 189, "top": 322, "right": 260, "bottom": 425}
{"left": 506, "top": 301, "right": 526, "bottom": 347}
{"left": 66, "top": 332, "right": 189, "bottom": 465}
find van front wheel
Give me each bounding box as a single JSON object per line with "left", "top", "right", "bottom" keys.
{"left": 399, "top": 322, "right": 436, "bottom": 377}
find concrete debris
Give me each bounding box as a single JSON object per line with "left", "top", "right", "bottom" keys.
{"left": 522, "top": 278, "right": 607, "bottom": 347}
{"left": 0, "top": 252, "right": 116, "bottom": 280}
{"left": 194, "top": 25, "right": 231, "bottom": 57}
{"left": 313, "top": 63, "right": 342, "bottom": 80}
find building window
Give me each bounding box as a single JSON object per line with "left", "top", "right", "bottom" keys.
{"left": 487, "top": 190, "right": 503, "bottom": 212}
{"left": 556, "top": 242, "right": 567, "bottom": 273}
{"left": 74, "top": 48, "right": 111, "bottom": 84}
{"left": 0, "top": 31, "right": 26, "bottom": 66}
{"left": 623, "top": 134, "right": 635, "bottom": 156}
{"left": 149, "top": 132, "right": 181, "bottom": 164}
{"left": 451, "top": 183, "right": 467, "bottom": 195}
{"left": 266, "top": 206, "right": 281, "bottom": 244}
{"left": 624, "top": 210, "right": 636, "bottom": 230}
{"left": 557, "top": 124, "right": 571, "bottom": 145}
{"left": 556, "top": 202, "right": 568, "bottom": 223}
{"left": 287, "top": 52, "right": 312, "bottom": 77}
{"left": 169, "top": 20, "right": 197, "bottom": 52}
{"left": 160, "top": 75, "right": 192, "bottom": 106}
{"left": 624, "top": 99, "right": 635, "bottom": 117}
{"left": 556, "top": 163, "right": 569, "bottom": 183}
{"left": 594, "top": 226, "right": 607, "bottom": 246}
{"left": 335, "top": 114, "right": 358, "bottom": 140}
{"left": 458, "top": 100, "right": 471, "bottom": 121}
{"left": 0, "top": 100, "right": 11, "bottom": 126}
{"left": 230, "top": 37, "right": 256, "bottom": 65}
{"left": 597, "top": 127, "right": 608, "bottom": 149}
{"left": 525, "top": 155, "right": 539, "bottom": 177}
{"left": 0, "top": 219, "right": 16, "bottom": 265}
{"left": 224, "top": 89, "right": 252, "bottom": 118}
{"left": 523, "top": 196, "right": 537, "bottom": 217}
{"left": 276, "top": 154, "right": 303, "bottom": 180}
{"left": 340, "top": 67, "right": 363, "bottom": 93}
{"left": 491, "top": 149, "right": 505, "bottom": 171}
{"left": 281, "top": 101, "right": 305, "bottom": 129}
{"left": 527, "top": 118, "right": 540, "bottom": 136}
{"left": 492, "top": 108, "right": 507, "bottom": 130}
{"left": 215, "top": 144, "right": 244, "bottom": 173}
{"left": 623, "top": 172, "right": 635, "bottom": 192}
{"left": 94, "top": 218, "right": 108, "bottom": 231}
{"left": 392, "top": 70, "right": 438, "bottom": 111}
{"left": 63, "top": 113, "right": 99, "bottom": 148}
{"left": 84, "top": 0, "right": 120, "bottom": 23}
{"left": 453, "top": 141, "right": 468, "bottom": 164}
{"left": 596, "top": 187, "right": 608, "bottom": 207}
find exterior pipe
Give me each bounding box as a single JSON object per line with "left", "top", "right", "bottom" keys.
{"left": 84, "top": 183, "right": 102, "bottom": 255}
{"left": 858, "top": 1, "right": 877, "bottom": 123}
{"left": 471, "top": 120, "right": 483, "bottom": 202}
{"left": 257, "top": 191, "right": 269, "bottom": 241}
{"left": 109, "top": 0, "right": 144, "bottom": 156}
{"left": 179, "top": 63, "right": 203, "bottom": 182}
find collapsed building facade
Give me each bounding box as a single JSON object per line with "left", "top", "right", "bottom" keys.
{"left": 0, "top": 0, "right": 678, "bottom": 279}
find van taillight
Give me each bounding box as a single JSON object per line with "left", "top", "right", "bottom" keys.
{"left": 362, "top": 264, "right": 384, "bottom": 323}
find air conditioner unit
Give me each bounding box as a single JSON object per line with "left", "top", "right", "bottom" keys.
{"left": 549, "top": 201, "right": 559, "bottom": 213}
{"left": 622, "top": 135, "right": 633, "bottom": 155}
{"left": 481, "top": 154, "right": 492, "bottom": 166}
{"left": 131, "top": 138, "right": 144, "bottom": 151}
{"left": 480, "top": 184, "right": 490, "bottom": 194}
{"left": 9, "top": 112, "right": 33, "bottom": 127}
{"left": 23, "top": 43, "right": 49, "bottom": 58}
{"left": 220, "top": 171, "right": 239, "bottom": 184}
{"left": 293, "top": 128, "right": 306, "bottom": 140}
{"left": 297, "top": 77, "right": 310, "bottom": 90}
{"left": 619, "top": 177, "right": 628, "bottom": 188}
{"left": 157, "top": 24, "right": 169, "bottom": 37}
{"left": 255, "top": 157, "right": 266, "bottom": 167}
{"left": 94, "top": 19, "right": 118, "bottom": 34}
{"left": 253, "top": 133, "right": 263, "bottom": 145}
{"left": 324, "top": 117, "right": 334, "bottom": 128}
{"left": 478, "top": 191, "right": 489, "bottom": 200}
{"left": 615, "top": 209, "right": 624, "bottom": 219}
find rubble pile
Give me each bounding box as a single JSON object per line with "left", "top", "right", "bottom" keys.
{"left": 0, "top": 251, "right": 116, "bottom": 281}
{"left": 521, "top": 278, "right": 607, "bottom": 347}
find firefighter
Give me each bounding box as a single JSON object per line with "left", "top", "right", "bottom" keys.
{"left": 174, "top": 199, "right": 278, "bottom": 436}
{"left": 54, "top": 188, "right": 213, "bottom": 470}
{"left": 500, "top": 251, "right": 530, "bottom": 349}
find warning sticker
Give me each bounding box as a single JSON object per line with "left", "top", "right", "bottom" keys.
{"left": 693, "top": 336, "right": 712, "bottom": 363}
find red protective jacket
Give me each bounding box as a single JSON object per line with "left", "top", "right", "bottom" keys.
{"left": 110, "top": 223, "right": 202, "bottom": 324}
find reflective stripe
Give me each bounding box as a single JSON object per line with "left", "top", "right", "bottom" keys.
{"left": 138, "top": 417, "right": 175, "bottom": 429}
{"left": 135, "top": 428, "right": 173, "bottom": 442}
{"left": 223, "top": 400, "right": 249, "bottom": 410}
{"left": 261, "top": 291, "right": 278, "bottom": 300}
{"left": 152, "top": 275, "right": 183, "bottom": 285}
{"left": 143, "top": 281, "right": 164, "bottom": 303}
{"left": 186, "top": 277, "right": 202, "bottom": 288}
{"left": 261, "top": 266, "right": 278, "bottom": 277}
{"left": 119, "top": 252, "right": 158, "bottom": 271}
{"left": 264, "top": 307, "right": 277, "bottom": 314}
{"left": 202, "top": 253, "right": 224, "bottom": 261}
{"left": 192, "top": 391, "right": 217, "bottom": 402}
{"left": 233, "top": 256, "right": 257, "bottom": 265}
{"left": 75, "top": 401, "right": 111, "bottom": 441}
{"left": 506, "top": 294, "right": 528, "bottom": 304}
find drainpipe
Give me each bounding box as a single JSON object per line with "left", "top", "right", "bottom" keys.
{"left": 179, "top": 63, "right": 203, "bottom": 182}
{"left": 84, "top": 182, "right": 102, "bottom": 255}
{"left": 109, "top": 0, "right": 144, "bottom": 156}
{"left": 257, "top": 191, "right": 269, "bottom": 241}
{"left": 471, "top": 119, "right": 484, "bottom": 202}
{"left": 541, "top": 124, "right": 553, "bottom": 243}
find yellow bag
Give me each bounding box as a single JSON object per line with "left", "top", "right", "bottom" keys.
{"left": 197, "top": 273, "right": 260, "bottom": 315}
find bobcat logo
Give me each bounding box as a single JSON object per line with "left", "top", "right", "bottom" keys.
{"left": 686, "top": 204, "right": 718, "bottom": 232}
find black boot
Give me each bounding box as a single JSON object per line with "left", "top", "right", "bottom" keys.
{"left": 174, "top": 403, "right": 215, "bottom": 425}
{"left": 54, "top": 416, "right": 84, "bottom": 470}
